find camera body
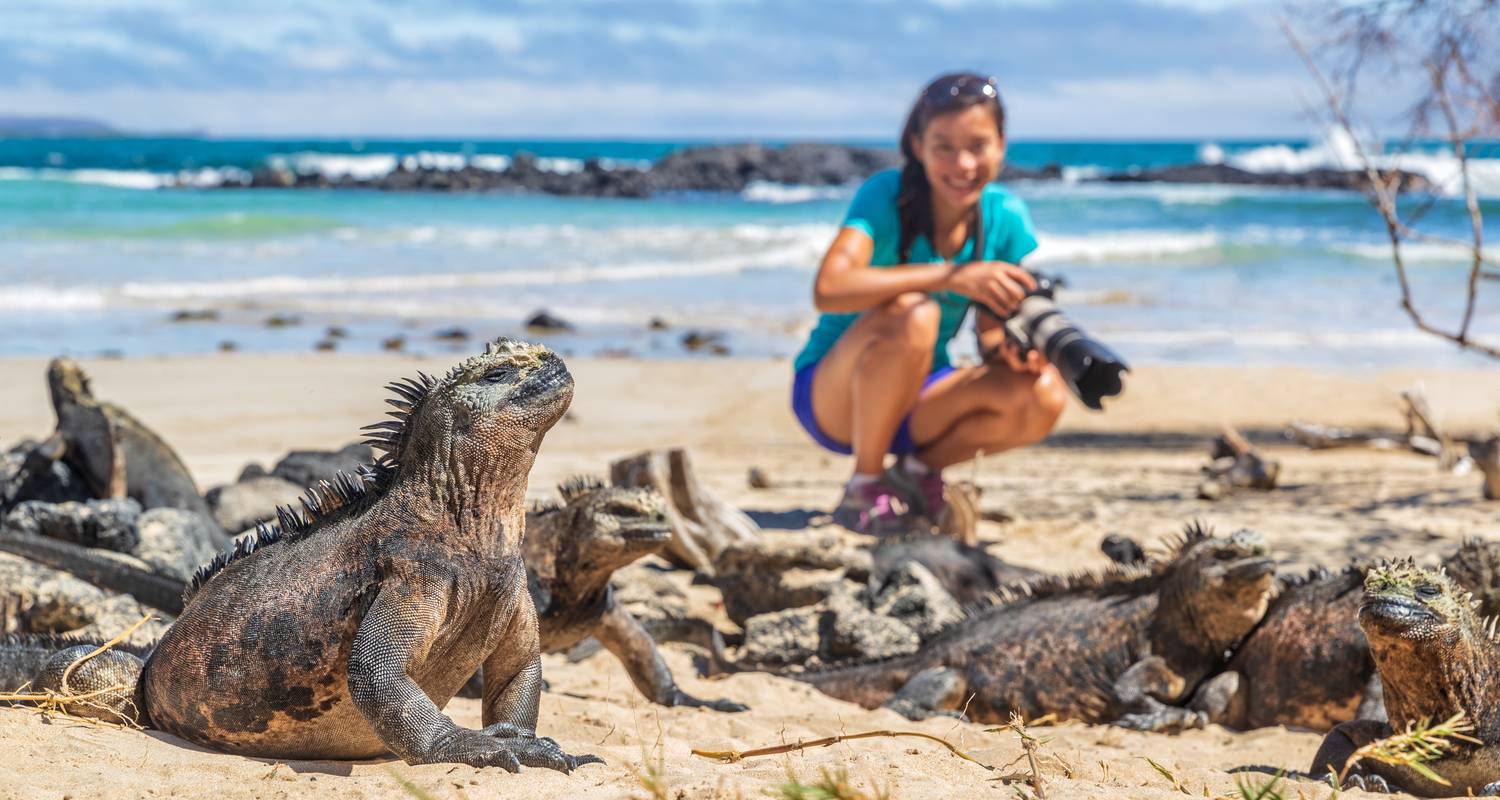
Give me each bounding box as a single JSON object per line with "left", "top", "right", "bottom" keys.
{"left": 983, "top": 272, "right": 1128, "bottom": 410}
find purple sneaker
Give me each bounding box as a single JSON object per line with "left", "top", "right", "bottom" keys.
{"left": 884, "top": 458, "right": 947, "bottom": 520}
{"left": 830, "top": 479, "right": 910, "bottom": 536}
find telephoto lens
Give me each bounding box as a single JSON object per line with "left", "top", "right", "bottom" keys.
{"left": 981, "top": 274, "right": 1128, "bottom": 410}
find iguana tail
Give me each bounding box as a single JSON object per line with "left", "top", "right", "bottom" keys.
{"left": 0, "top": 532, "right": 186, "bottom": 614}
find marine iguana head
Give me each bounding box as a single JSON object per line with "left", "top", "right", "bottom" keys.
{"left": 364, "top": 338, "right": 573, "bottom": 479}
{"left": 524, "top": 476, "right": 670, "bottom": 594}
{"left": 1156, "top": 524, "right": 1277, "bottom": 655}
{"left": 1361, "top": 559, "right": 1478, "bottom": 648}
{"left": 1359, "top": 559, "right": 1499, "bottom": 730}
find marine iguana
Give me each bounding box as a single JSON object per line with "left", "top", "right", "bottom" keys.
{"left": 1186, "top": 539, "right": 1500, "bottom": 733}
{"left": 1310, "top": 559, "right": 1500, "bottom": 796}
{"left": 755, "top": 523, "right": 1276, "bottom": 728}
{"left": 521, "top": 475, "right": 746, "bottom": 712}
{"left": 14, "top": 340, "right": 598, "bottom": 772}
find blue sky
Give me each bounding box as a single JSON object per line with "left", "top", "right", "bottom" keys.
{"left": 2, "top": 0, "right": 1325, "bottom": 139}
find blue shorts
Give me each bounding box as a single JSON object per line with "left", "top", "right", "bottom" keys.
{"left": 791, "top": 361, "right": 955, "bottom": 456}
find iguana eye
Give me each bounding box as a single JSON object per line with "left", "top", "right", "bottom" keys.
{"left": 482, "top": 366, "right": 515, "bottom": 383}
{"left": 1416, "top": 583, "right": 1441, "bottom": 600}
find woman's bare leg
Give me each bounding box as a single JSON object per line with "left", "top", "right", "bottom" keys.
{"left": 809, "top": 292, "right": 940, "bottom": 474}
{"left": 907, "top": 362, "right": 1068, "bottom": 470}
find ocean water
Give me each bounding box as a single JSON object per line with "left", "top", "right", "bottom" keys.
{"left": 0, "top": 135, "right": 1496, "bottom": 369}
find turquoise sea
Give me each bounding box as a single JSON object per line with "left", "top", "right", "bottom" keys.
{"left": 1, "top": 136, "right": 1496, "bottom": 367}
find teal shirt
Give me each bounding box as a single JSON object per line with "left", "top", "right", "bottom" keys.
{"left": 794, "top": 169, "right": 1040, "bottom": 372}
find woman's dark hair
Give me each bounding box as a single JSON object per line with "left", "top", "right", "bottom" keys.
{"left": 897, "top": 72, "right": 1006, "bottom": 262}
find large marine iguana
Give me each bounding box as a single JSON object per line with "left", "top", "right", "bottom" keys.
{"left": 1181, "top": 539, "right": 1500, "bottom": 733}
{"left": 1311, "top": 559, "right": 1500, "bottom": 796}
{"left": 742, "top": 523, "right": 1276, "bottom": 729}
{"left": 11, "top": 339, "right": 598, "bottom": 772}
{"left": 521, "top": 475, "right": 746, "bottom": 712}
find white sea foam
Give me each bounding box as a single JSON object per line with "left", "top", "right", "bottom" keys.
{"left": 1029, "top": 230, "right": 1220, "bottom": 264}
{"left": 270, "top": 152, "right": 399, "bottom": 180}
{"left": 0, "top": 167, "right": 172, "bottom": 190}
{"left": 470, "top": 154, "right": 513, "bottom": 172}
{"left": 1224, "top": 129, "right": 1500, "bottom": 198}
{"left": 740, "top": 181, "right": 853, "bottom": 204}
{"left": 0, "top": 285, "right": 110, "bottom": 310}
{"left": 535, "top": 157, "right": 584, "bottom": 174}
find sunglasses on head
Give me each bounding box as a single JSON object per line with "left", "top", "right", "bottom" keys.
{"left": 921, "top": 74, "right": 999, "bottom": 105}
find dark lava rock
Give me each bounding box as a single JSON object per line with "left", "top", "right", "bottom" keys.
{"left": 3, "top": 499, "right": 143, "bottom": 553}
{"left": 326, "top": 326, "right": 349, "bottom": 339}
{"left": 270, "top": 442, "right": 375, "bottom": 489}
{"left": 869, "top": 560, "right": 965, "bottom": 640}
{"left": 265, "top": 314, "right": 302, "bottom": 328}
{"left": 648, "top": 317, "right": 670, "bottom": 331}
{"left": 524, "top": 310, "right": 575, "bottom": 333}
{"left": 433, "top": 327, "right": 470, "bottom": 342}
{"left": 680, "top": 330, "right": 726, "bottom": 352}
{"left": 218, "top": 341, "right": 238, "bottom": 352}
{"left": 647, "top": 143, "right": 900, "bottom": 193}
{"left": 0, "top": 439, "right": 92, "bottom": 514}
{"left": 1100, "top": 534, "right": 1147, "bottom": 565}
{"left": 134, "top": 508, "right": 227, "bottom": 581}
{"left": 313, "top": 339, "right": 337, "bottom": 352}
{"left": 205, "top": 474, "right": 304, "bottom": 534}
{"left": 381, "top": 335, "right": 406, "bottom": 351}
{"left": 869, "top": 536, "right": 1042, "bottom": 606}
{"left": 1097, "top": 163, "right": 1432, "bottom": 193}
{"left": 170, "top": 309, "right": 219, "bottom": 323}
{"left": 739, "top": 584, "right": 919, "bottom": 667}
{"left": 237, "top": 463, "right": 269, "bottom": 481}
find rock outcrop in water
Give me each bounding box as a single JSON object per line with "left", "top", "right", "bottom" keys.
{"left": 214, "top": 143, "right": 1427, "bottom": 198}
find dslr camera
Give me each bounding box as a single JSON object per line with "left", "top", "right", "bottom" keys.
{"left": 977, "top": 272, "right": 1128, "bottom": 410}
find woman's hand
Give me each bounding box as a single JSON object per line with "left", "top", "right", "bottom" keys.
{"left": 941, "top": 261, "right": 1036, "bottom": 316}
{"left": 995, "top": 338, "right": 1047, "bottom": 374}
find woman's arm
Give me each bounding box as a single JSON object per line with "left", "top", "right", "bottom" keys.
{"left": 813, "top": 228, "right": 1036, "bottom": 315}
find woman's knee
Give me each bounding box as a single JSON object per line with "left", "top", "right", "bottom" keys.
{"left": 870, "top": 292, "right": 941, "bottom": 343}
{"left": 1022, "top": 367, "right": 1068, "bottom": 442}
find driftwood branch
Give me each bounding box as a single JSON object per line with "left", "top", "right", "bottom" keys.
{"left": 691, "top": 729, "right": 990, "bottom": 769}
{"left": 1199, "top": 425, "right": 1279, "bottom": 500}
{"left": 611, "top": 448, "right": 758, "bottom": 574}
{"left": 1281, "top": 12, "right": 1500, "bottom": 359}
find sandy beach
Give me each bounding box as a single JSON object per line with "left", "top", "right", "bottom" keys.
{"left": 2, "top": 353, "right": 1498, "bottom": 799}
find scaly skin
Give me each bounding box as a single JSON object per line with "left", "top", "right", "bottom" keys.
{"left": 139, "top": 339, "right": 593, "bottom": 771}
{"left": 1311, "top": 560, "right": 1500, "bottom": 797}
{"left": 1195, "top": 567, "right": 1378, "bottom": 732}
{"left": 780, "top": 524, "right": 1276, "bottom": 728}
{"left": 15, "top": 340, "right": 596, "bottom": 772}
{"left": 1196, "top": 540, "right": 1500, "bottom": 733}
{"left": 522, "top": 476, "right": 746, "bottom": 712}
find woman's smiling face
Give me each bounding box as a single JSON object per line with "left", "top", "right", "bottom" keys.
{"left": 911, "top": 103, "right": 1005, "bottom": 212}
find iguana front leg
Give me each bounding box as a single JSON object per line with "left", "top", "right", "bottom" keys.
{"left": 347, "top": 576, "right": 595, "bottom": 772}
{"left": 1111, "top": 656, "right": 1207, "bottom": 733}
{"left": 1315, "top": 719, "right": 1500, "bottom": 796}
{"left": 881, "top": 667, "right": 969, "bottom": 721}
{"left": 594, "top": 600, "right": 747, "bottom": 713}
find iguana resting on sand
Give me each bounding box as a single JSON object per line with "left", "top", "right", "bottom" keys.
{"left": 521, "top": 475, "right": 746, "bottom": 712}
{"left": 756, "top": 523, "right": 1276, "bottom": 728}
{"left": 1311, "top": 559, "right": 1500, "bottom": 796}
{"left": 1184, "top": 539, "right": 1500, "bottom": 733}
{"left": 11, "top": 340, "right": 598, "bottom": 772}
